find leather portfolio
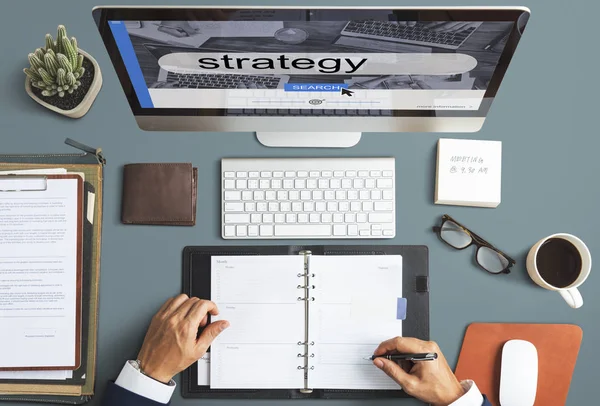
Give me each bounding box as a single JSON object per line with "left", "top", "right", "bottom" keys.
{"left": 455, "top": 323, "right": 583, "bottom": 406}
{"left": 0, "top": 138, "right": 105, "bottom": 405}
{"left": 121, "top": 163, "right": 197, "bottom": 225}
{"left": 182, "top": 245, "right": 430, "bottom": 399}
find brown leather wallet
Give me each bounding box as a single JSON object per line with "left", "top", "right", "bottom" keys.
{"left": 121, "top": 163, "right": 197, "bottom": 226}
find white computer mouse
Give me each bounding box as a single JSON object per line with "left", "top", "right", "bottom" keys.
{"left": 499, "top": 340, "right": 538, "bottom": 406}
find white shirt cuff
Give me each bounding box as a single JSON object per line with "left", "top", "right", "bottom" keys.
{"left": 449, "top": 380, "right": 484, "bottom": 406}
{"left": 114, "top": 361, "right": 176, "bottom": 404}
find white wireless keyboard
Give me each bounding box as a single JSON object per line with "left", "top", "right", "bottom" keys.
{"left": 221, "top": 158, "right": 395, "bottom": 239}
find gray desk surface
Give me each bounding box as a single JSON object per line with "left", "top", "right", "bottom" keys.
{"left": 0, "top": 0, "right": 596, "bottom": 405}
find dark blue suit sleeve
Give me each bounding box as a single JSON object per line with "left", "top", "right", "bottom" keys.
{"left": 482, "top": 395, "right": 492, "bottom": 406}
{"left": 101, "top": 382, "right": 169, "bottom": 406}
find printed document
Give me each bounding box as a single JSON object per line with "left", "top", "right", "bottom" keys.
{"left": 0, "top": 178, "right": 80, "bottom": 369}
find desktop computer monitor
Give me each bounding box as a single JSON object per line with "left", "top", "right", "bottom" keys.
{"left": 94, "top": 6, "right": 529, "bottom": 147}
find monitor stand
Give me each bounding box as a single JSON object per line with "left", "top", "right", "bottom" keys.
{"left": 256, "top": 132, "right": 362, "bottom": 148}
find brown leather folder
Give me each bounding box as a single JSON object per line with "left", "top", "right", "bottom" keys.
{"left": 455, "top": 323, "right": 583, "bottom": 406}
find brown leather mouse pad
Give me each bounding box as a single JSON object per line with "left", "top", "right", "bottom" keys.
{"left": 455, "top": 323, "right": 582, "bottom": 406}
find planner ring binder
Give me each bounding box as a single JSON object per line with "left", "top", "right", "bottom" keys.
{"left": 297, "top": 250, "right": 315, "bottom": 394}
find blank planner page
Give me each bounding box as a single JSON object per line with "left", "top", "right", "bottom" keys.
{"left": 307, "top": 255, "right": 403, "bottom": 390}
{"left": 210, "top": 256, "right": 306, "bottom": 389}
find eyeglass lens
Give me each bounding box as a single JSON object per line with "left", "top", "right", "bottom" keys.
{"left": 477, "top": 246, "right": 510, "bottom": 273}
{"left": 440, "top": 220, "right": 472, "bottom": 249}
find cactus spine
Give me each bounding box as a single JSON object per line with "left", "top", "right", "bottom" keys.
{"left": 24, "top": 25, "right": 85, "bottom": 98}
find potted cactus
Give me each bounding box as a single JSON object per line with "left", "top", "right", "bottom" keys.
{"left": 24, "top": 25, "right": 102, "bottom": 119}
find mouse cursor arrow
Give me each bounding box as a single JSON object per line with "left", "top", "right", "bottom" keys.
{"left": 341, "top": 88, "right": 354, "bottom": 97}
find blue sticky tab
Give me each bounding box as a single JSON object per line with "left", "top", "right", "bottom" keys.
{"left": 396, "top": 298, "right": 407, "bottom": 320}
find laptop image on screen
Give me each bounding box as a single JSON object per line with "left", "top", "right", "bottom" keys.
{"left": 143, "top": 43, "right": 290, "bottom": 89}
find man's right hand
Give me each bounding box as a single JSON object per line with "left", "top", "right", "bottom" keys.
{"left": 136, "top": 294, "right": 229, "bottom": 384}
{"left": 373, "top": 337, "right": 464, "bottom": 406}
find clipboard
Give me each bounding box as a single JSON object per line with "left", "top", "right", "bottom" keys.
{"left": 181, "top": 245, "right": 429, "bottom": 399}
{"left": 0, "top": 174, "right": 84, "bottom": 372}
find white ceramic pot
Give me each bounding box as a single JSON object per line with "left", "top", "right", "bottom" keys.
{"left": 25, "top": 49, "right": 102, "bottom": 119}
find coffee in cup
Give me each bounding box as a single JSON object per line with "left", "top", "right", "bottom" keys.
{"left": 526, "top": 233, "right": 591, "bottom": 309}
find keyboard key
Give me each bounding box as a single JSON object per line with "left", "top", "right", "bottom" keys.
{"left": 286, "top": 213, "right": 297, "bottom": 223}
{"left": 359, "top": 190, "right": 370, "bottom": 200}
{"left": 313, "top": 190, "right": 323, "bottom": 200}
{"left": 375, "top": 202, "right": 394, "bottom": 211}
{"left": 348, "top": 191, "right": 359, "bottom": 200}
{"left": 363, "top": 202, "right": 374, "bottom": 211}
{"left": 283, "top": 179, "right": 294, "bottom": 189}
{"left": 224, "top": 180, "right": 235, "bottom": 189}
{"left": 225, "top": 214, "right": 250, "bottom": 224}
{"left": 345, "top": 213, "right": 356, "bottom": 223}
{"left": 353, "top": 179, "right": 365, "bottom": 188}
{"left": 275, "top": 225, "right": 331, "bottom": 237}
{"left": 275, "top": 214, "right": 285, "bottom": 223}
{"left": 348, "top": 225, "right": 359, "bottom": 236}
{"left": 307, "top": 179, "right": 318, "bottom": 189}
{"left": 339, "top": 202, "right": 350, "bottom": 212}
{"left": 268, "top": 202, "right": 279, "bottom": 212}
{"left": 225, "top": 202, "right": 244, "bottom": 212}
{"left": 346, "top": 170, "right": 357, "bottom": 177}
{"left": 254, "top": 191, "right": 265, "bottom": 201}
{"left": 292, "top": 202, "right": 303, "bottom": 212}
{"left": 383, "top": 190, "right": 394, "bottom": 200}
{"left": 310, "top": 213, "right": 320, "bottom": 223}
{"left": 260, "top": 179, "right": 270, "bottom": 189}
{"left": 330, "top": 179, "right": 341, "bottom": 189}
{"left": 224, "top": 172, "right": 235, "bottom": 178}
{"left": 322, "top": 171, "right": 333, "bottom": 177}
{"left": 360, "top": 230, "right": 370, "bottom": 236}
{"left": 285, "top": 171, "right": 296, "bottom": 178}
{"left": 245, "top": 202, "right": 256, "bottom": 212}
{"left": 370, "top": 170, "right": 382, "bottom": 177}
{"left": 277, "top": 191, "right": 288, "bottom": 200}
{"left": 303, "top": 202, "right": 315, "bottom": 212}
{"left": 266, "top": 191, "right": 277, "bottom": 201}
{"left": 372, "top": 229, "right": 382, "bottom": 236}
{"left": 248, "top": 225, "right": 259, "bottom": 237}
{"left": 260, "top": 225, "right": 274, "bottom": 236}
{"left": 318, "top": 179, "right": 329, "bottom": 189}
{"left": 263, "top": 213, "right": 274, "bottom": 223}
{"left": 249, "top": 171, "right": 259, "bottom": 178}
{"left": 327, "top": 202, "right": 338, "bottom": 211}
{"left": 334, "top": 171, "right": 344, "bottom": 177}
{"left": 298, "top": 214, "right": 308, "bottom": 223}
{"left": 342, "top": 179, "right": 352, "bottom": 189}
{"left": 322, "top": 213, "right": 332, "bottom": 223}
{"left": 236, "top": 225, "right": 247, "bottom": 237}
{"left": 257, "top": 202, "right": 268, "bottom": 212}
{"left": 281, "top": 202, "right": 291, "bottom": 212}
{"left": 272, "top": 179, "right": 282, "bottom": 189}
{"left": 358, "top": 170, "right": 369, "bottom": 177}
{"left": 236, "top": 172, "right": 248, "bottom": 178}
{"left": 333, "top": 213, "right": 344, "bottom": 223}
{"left": 336, "top": 190, "right": 347, "bottom": 200}
{"left": 324, "top": 191, "right": 335, "bottom": 200}
{"left": 377, "top": 179, "right": 393, "bottom": 188}
{"left": 295, "top": 179, "right": 306, "bottom": 189}
{"left": 242, "top": 191, "right": 253, "bottom": 201}
{"left": 297, "top": 171, "right": 308, "bottom": 177}
{"left": 289, "top": 191, "right": 300, "bottom": 200}
{"left": 260, "top": 171, "right": 272, "bottom": 177}
{"left": 309, "top": 171, "right": 320, "bottom": 177}
{"left": 316, "top": 202, "right": 326, "bottom": 212}
{"left": 236, "top": 179, "right": 247, "bottom": 189}
{"left": 273, "top": 171, "right": 284, "bottom": 178}
{"left": 369, "top": 213, "right": 394, "bottom": 223}
{"left": 248, "top": 179, "right": 259, "bottom": 189}
{"left": 333, "top": 225, "right": 347, "bottom": 236}
{"left": 224, "top": 191, "right": 241, "bottom": 201}
{"left": 383, "top": 230, "right": 394, "bottom": 236}
{"left": 351, "top": 202, "right": 361, "bottom": 212}
{"left": 224, "top": 225, "right": 235, "bottom": 237}
{"left": 251, "top": 214, "right": 262, "bottom": 223}
{"left": 383, "top": 170, "right": 393, "bottom": 177}
{"left": 371, "top": 190, "right": 382, "bottom": 200}
{"left": 365, "top": 179, "right": 376, "bottom": 188}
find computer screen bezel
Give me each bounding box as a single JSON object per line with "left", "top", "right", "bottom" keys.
{"left": 93, "top": 6, "right": 530, "bottom": 120}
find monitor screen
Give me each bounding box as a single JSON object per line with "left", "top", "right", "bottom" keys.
{"left": 99, "top": 8, "right": 525, "bottom": 117}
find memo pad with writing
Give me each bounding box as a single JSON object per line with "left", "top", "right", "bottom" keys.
{"left": 435, "top": 138, "right": 502, "bottom": 208}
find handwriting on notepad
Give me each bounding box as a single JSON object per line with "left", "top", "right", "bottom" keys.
{"left": 449, "top": 155, "right": 488, "bottom": 175}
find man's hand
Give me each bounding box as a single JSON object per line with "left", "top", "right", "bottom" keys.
{"left": 373, "top": 337, "right": 463, "bottom": 406}
{"left": 136, "top": 294, "right": 230, "bottom": 383}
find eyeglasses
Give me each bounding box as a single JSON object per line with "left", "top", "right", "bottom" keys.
{"left": 432, "top": 214, "right": 516, "bottom": 275}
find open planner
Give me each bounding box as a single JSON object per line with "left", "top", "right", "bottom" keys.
{"left": 183, "top": 245, "right": 429, "bottom": 399}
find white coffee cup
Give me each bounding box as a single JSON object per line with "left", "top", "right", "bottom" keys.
{"left": 526, "top": 233, "right": 591, "bottom": 309}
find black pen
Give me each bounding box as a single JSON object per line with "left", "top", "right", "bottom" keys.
{"left": 364, "top": 353, "right": 438, "bottom": 362}
{"left": 484, "top": 28, "right": 511, "bottom": 50}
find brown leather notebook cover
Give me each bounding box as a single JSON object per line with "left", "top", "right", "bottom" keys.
{"left": 121, "top": 163, "right": 197, "bottom": 226}
{"left": 0, "top": 174, "right": 83, "bottom": 371}
{"left": 455, "top": 323, "right": 583, "bottom": 406}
